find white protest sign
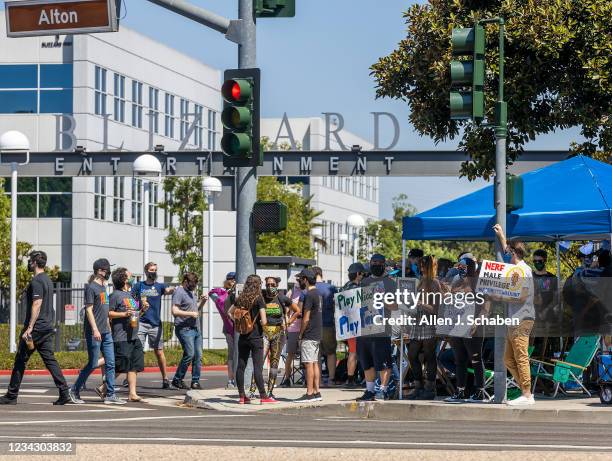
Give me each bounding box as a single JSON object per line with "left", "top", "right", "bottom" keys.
{"left": 435, "top": 295, "right": 475, "bottom": 338}
{"left": 476, "top": 259, "right": 526, "bottom": 301}
{"left": 360, "top": 283, "right": 386, "bottom": 337}
{"left": 397, "top": 277, "right": 418, "bottom": 312}
{"left": 334, "top": 288, "right": 362, "bottom": 340}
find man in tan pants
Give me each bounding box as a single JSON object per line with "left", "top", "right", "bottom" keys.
{"left": 493, "top": 224, "right": 536, "bottom": 406}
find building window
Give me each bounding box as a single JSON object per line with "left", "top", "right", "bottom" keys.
{"left": 207, "top": 109, "right": 217, "bottom": 149}
{"left": 180, "top": 98, "right": 189, "bottom": 141}
{"left": 193, "top": 104, "right": 204, "bottom": 148}
{"left": 113, "top": 73, "right": 125, "bottom": 123}
{"left": 95, "top": 66, "right": 107, "bottom": 116}
{"left": 3, "top": 177, "right": 72, "bottom": 218}
{"left": 163, "top": 191, "right": 173, "bottom": 229}
{"left": 149, "top": 183, "right": 159, "bottom": 228}
{"left": 164, "top": 93, "right": 175, "bottom": 138}
{"left": 131, "top": 80, "right": 143, "bottom": 128}
{"left": 131, "top": 178, "right": 142, "bottom": 225}
{"left": 112, "top": 177, "right": 125, "bottom": 223}
{"left": 0, "top": 64, "right": 72, "bottom": 114}
{"left": 148, "top": 87, "right": 160, "bottom": 134}
{"left": 94, "top": 177, "right": 106, "bottom": 220}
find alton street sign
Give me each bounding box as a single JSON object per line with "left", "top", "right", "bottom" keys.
{"left": 4, "top": 0, "right": 119, "bottom": 37}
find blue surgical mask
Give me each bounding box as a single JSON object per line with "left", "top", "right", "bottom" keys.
{"left": 503, "top": 252, "right": 513, "bottom": 264}
{"left": 411, "top": 263, "right": 420, "bottom": 276}
{"left": 458, "top": 268, "right": 467, "bottom": 279}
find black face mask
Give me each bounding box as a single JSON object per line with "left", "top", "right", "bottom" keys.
{"left": 27, "top": 260, "right": 35, "bottom": 273}
{"left": 298, "top": 281, "right": 307, "bottom": 290}
{"left": 187, "top": 282, "right": 197, "bottom": 292}
{"left": 370, "top": 265, "right": 385, "bottom": 277}
{"left": 534, "top": 261, "right": 545, "bottom": 271}
{"left": 103, "top": 271, "right": 111, "bottom": 281}
{"left": 147, "top": 271, "right": 157, "bottom": 281}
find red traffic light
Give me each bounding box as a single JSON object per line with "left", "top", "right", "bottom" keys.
{"left": 222, "top": 78, "right": 252, "bottom": 103}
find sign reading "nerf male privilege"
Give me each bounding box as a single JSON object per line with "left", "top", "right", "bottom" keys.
{"left": 476, "top": 259, "right": 527, "bottom": 300}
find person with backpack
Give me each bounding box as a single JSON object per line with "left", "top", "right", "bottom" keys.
{"left": 228, "top": 274, "right": 276, "bottom": 404}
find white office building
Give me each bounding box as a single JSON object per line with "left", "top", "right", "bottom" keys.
{"left": 0, "top": 15, "right": 379, "bottom": 344}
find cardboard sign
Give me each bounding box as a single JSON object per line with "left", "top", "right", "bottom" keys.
{"left": 359, "top": 283, "right": 386, "bottom": 337}
{"left": 476, "top": 259, "right": 526, "bottom": 300}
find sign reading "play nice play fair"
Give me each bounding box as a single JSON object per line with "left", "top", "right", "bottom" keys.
{"left": 5, "top": 0, "right": 119, "bottom": 37}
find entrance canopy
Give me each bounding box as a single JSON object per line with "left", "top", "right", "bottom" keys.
{"left": 402, "top": 156, "right": 612, "bottom": 242}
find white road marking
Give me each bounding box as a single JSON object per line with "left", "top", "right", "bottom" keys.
{"left": 0, "top": 414, "right": 252, "bottom": 425}
{"left": 0, "top": 435, "right": 608, "bottom": 451}
{"left": 314, "top": 418, "right": 435, "bottom": 423}
{"left": 0, "top": 389, "right": 48, "bottom": 394}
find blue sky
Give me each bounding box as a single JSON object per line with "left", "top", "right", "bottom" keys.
{"left": 3, "top": 0, "right": 582, "bottom": 217}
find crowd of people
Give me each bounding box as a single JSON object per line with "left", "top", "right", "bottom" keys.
{"left": 1, "top": 223, "right": 610, "bottom": 406}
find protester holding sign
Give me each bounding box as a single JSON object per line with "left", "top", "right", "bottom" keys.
{"left": 492, "top": 224, "right": 536, "bottom": 406}
{"left": 342, "top": 262, "right": 366, "bottom": 387}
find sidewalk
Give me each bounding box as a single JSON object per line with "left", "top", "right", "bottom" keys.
{"left": 184, "top": 386, "right": 612, "bottom": 424}
{"left": 0, "top": 365, "right": 227, "bottom": 376}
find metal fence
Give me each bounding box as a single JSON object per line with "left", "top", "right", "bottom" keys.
{"left": 0, "top": 283, "right": 181, "bottom": 352}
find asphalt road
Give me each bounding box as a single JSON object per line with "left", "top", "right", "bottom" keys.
{"left": 1, "top": 371, "right": 612, "bottom": 453}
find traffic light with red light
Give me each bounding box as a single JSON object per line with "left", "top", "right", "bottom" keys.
{"left": 221, "top": 68, "right": 261, "bottom": 168}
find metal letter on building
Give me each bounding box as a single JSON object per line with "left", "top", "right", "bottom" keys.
{"left": 5, "top": 0, "right": 119, "bottom": 37}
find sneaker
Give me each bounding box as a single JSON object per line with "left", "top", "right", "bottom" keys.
{"left": 444, "top": 388, "right": 467, "bottom": 404}
{"left": 68, "top": 388, "right": 85, "bottom": 404}
{"left": 122, "top": 378, "right": 129, "bottom": 388}
{"left": 507, "top": 395, "right": 535, "bottom": 406}
{"left": 260, "top": 396, "right": 279, "bottom": 404}
{"left": 279, "top": 378, "right": 291, "bottom": 388}
{"left": 53, "top": 394, "right": 72, "bottom": 405}
{"left": 0, "top": 395, "right": 17, "bottom": 405}
{"left": 248, "top": 391, "right": 257, "bottom": 399}
{"left": 356, "top": 390, "right": 377, "bottom": 402}
{"left": 104, "top": 394, "right": 127, "bottom": 405}
{"left": 225, "top": 380, "right": 236, "bottom": 389}
{"left": 239, "top": 396, "right": 251, "bottom": 405}
{"left": 191, "top": 382, "right": 202, "bottom": 390}
{"left": 467, "top": 389, "right": 489, "bottom": 403}
{"left": 375, "top": 390, "right": 385, "bottom": 401}
{"left": 162, "top": 379, "right": 170, "bottom": 390}
{"left": 95, "top": 383, "right": 107, "bottom": 400}
{"left": 171, "top": 379, "right": 188, "bottom": 390}
{"left": 313, "top": 392, "right": 322, "bottom": 402}
{"left": 294, "top": 393, "right": 316, "bottom": 403}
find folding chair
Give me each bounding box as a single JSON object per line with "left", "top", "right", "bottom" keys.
{"left": 530, "top": 335, "right": 601, "bottom": 398}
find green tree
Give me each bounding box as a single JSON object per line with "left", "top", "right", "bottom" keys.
{"left": 371, "top": 0, "right": 612, "bottom": 179}
{"left": 159, "top": 177, "right": 207, "bottom": 277}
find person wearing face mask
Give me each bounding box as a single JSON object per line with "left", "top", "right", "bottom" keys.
{"left": 170, "top": 273, "right": 208, "bottom": 390}
{"left": 492, "top": 224, "right": 536, "bottom": 406}
{"left": 532, "top": 250, "right": 558, "bottom": 335}
{"left": 131, "top": 262, "right": 176, "bottom": 389}
{"left": 1, "top": 251, "right": 71, "bottom": 406}
{"left": 407, "top": 249, "right": 424, "bottom": 278}
{"left": 210, "top": 272, "right": 237, "bottom": 389}
{"left": 69, "top": 259, "right": 125, "bottom": 405}
{"left": 357, "top": 254, "right": 398, "bottom": 401}
{"left": 342, "top": 262, "right": 366, "bottom": 388}
{"left": 248, "top": 277, "right": 300, "bottom": 399}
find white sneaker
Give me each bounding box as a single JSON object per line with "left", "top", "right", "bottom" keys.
{"left": 507, "top": 395, "right": 535, "bottom": 406}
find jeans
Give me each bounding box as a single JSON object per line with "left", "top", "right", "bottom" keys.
{"left": 407, "top": 338, "right": 438, "bottom": 383}
{"left": 236, "top": 334, "right": 266, "bottom": 397}
{"left": 6, "top": 330, "right": 68, "bottom": 399}
{"left": 450, "top": 336, "right": 484, "bottom": 389}
{"left": 174, "top": 327, "right": 202, "bottom": 382}
{"left": 73, "top": 331, "right": 116, "bottom": 396}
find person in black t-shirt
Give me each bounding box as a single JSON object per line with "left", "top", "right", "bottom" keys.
{"left": 1, "top": 251, "right": 70, "bottom": 406}
{"left": 228, "top": 274, "right": 276, "bottom": 404}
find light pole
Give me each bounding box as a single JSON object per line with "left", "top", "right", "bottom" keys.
{"left": 133, "top": 154, "right": 162, "bottom": 274}
{"left": 0, "top": 131, "right": 30, "bottom": 353}
{"left": 339, "top": 233, "right": 349, "bottom": 286}
{"left": 347, "top": 214, "right": 365, "bottom": 262}
{"left": 202, "top": 176, "right": 222, "bottom": 349}
{"left": 311, "top": 227, "right": 322, "bottom": 265}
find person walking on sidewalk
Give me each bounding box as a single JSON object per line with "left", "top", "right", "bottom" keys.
{"left": 228, "top": 274, "right": 277, "bottom": 404}
{"left": 171, "top": 273, "right": 208, "bottom": 390}
{"left": 0, "top": 251, "right": 71, "bottom": 406}
{"left": 131, "top": 262, "right": 176, "bottom": 389}
{"left": 109, "top": 268, "right": 145, "bottom": 402}
{"left": 493, "top": 224, "right": 536, "bottom": 406}
{"left": 210, "top": 273, "right": 237, "bottom": 389}
{"left": 294, "top": 269, "right": 323, "bottom": 403}
{"left": 69, "top": 259, "right": 125, "bottom": 405}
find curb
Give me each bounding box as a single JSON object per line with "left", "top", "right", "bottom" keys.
{"left": 0, "top": 365, "right": 227, "bottom": 377}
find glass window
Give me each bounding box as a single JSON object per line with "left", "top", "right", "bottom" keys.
{"left": 113, "top": 73, "right": 126, "bottom": 123}
{"left": 40, "top": 64, "right": 72, "bottom": 88}
{"left": 112, "top": 177, "right": 125, "bottom": 223}
{"left": 40, "top": 89, "right": 73, "bottom": 114}
{"left": 0, "top": 65, "right": 37, "bottom": 88}
{"left": 39, "top": 195, "right": 72, "bottom": 218}
{"left": 180, "top": 99, "right": 189, "bottom": 141}
{"left": 164, "top": 93, "right": 175, "bottom": 138}
{"left": 17, "top": 195, "right": 37, "bottom": 218}
{"left": 131, "top": 80, "right": 143, "bottom": 128}
{"left": 207, "top": 109, "right": 217, "bottom": 149}
{"left": 0, "top": 90, "right": 37, "bottom": 114}
{"left": 94, "top": 177, "right": 106, "bottom": 220}
{"left": 131, "top": 178, "right": 142, "bottom": 225}
{"left": 149, "top": 87, "right": 159, "bottom": 134}
{"left": 39, "top": 177, "right": 71, "bottom": 193}
{"left": 94, "top": 66, "right": 107, "bottom": 116}
{"left": 4, "top": 178, "right": 36, "bottom": 193}
{"left": 193, "top": 104, "right": 203, "bottom": 147}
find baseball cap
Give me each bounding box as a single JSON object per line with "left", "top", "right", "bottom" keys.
{"left": 225, "top": 272, "right": 236, "bottom": 280}
{"left": 296, "top": 268, "right": 315, "bottom": 280}
{"left": 408, "top": 249, "right": 424, "bottom": 258}
{"left": 348, "top": 262, "right": 365, "bottom": 274}
{"left": 370, "top": 253, "right": 386, "bottom": 263}
{"left": 93, "top": 258, "right": 112, "bottom": 272}
{"left": 578, "top": 242, "right": 594, "bottom": 257}
{"left": 458, "top": 252, "right": 475, "bottom": 262}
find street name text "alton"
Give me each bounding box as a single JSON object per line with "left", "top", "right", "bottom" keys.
{"left": 39, "top": 9, "right": 78, "bottom": 26}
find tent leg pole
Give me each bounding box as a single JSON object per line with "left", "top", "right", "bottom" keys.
{"left": 399, "top": 334, "right": 404, "bottom": 400}
{"left": 401, "top": 240, "right": 406, "bottom": 277}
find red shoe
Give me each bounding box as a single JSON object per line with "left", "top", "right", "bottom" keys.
{"left": 260, "top": 396, "right": 278, "bottom": 404}
{"left": 239, "top": 396, "right": 251, "bottom": 405}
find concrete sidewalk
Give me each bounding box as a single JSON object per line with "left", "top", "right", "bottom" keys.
{"left": 184, "top": 387, "right": 612, "bottom": 424}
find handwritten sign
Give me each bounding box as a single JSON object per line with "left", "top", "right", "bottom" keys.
{"left": 359, "top": 283, "right": 386, "bottom": 337}
{"left": 334, "top": 288, "right": 362, "bottom": 340}
{"left": 476, "top": 259, "right": 526, "bottom": 300}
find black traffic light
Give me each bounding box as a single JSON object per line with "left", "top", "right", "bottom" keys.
{"left": 221, "top": 68, "right": 261, "bottom": 168}
{"left": 450, "top": 24, "right": 485, "bottom": 121}
{"left": 252, "top": 201, "right": 288, "bottom": 233}
{"left": 255, "top": 0, "right": 295, "bottom": 18}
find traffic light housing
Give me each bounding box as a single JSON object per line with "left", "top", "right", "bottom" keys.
{"left": 252, "top": 201, "right": 288, "bottom": 233}
{"left": 450, "top": 24, "right": 485, "bottom": 121}
{"left": 494, "top": 174, "right": 524, "bottom": 212}
{"left": 221, "top": 68, "right": 261, "bottom": 168}
{"left": 255, "top": 0, "right": 295, "bottom": 18}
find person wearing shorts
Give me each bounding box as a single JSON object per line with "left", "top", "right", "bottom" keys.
{"left": 342, "top": 262, "right": 365, "bottom": 388}
{"left": 109, "top": 268, "right": 145, "bottom": 402}
{"left": 313, "top": 267, "right": 338, "bottom": 385}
